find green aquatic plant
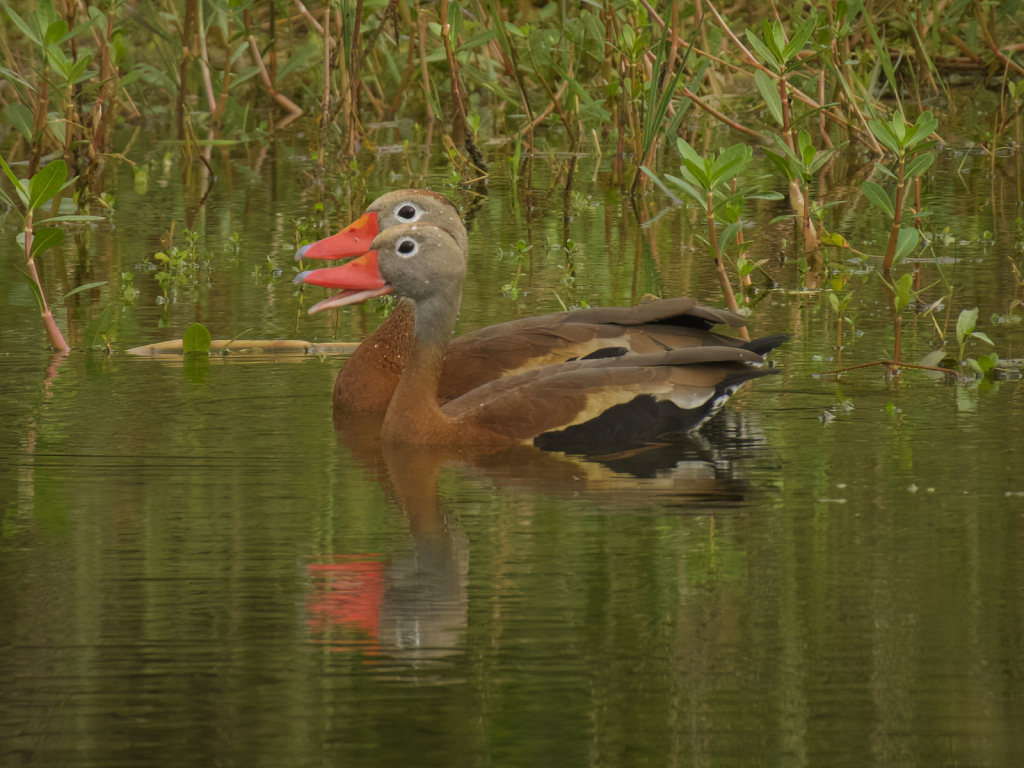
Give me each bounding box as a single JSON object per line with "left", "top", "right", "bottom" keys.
{"left": 747, "top": 12, "right": 820, "bottom": 140}
{"left": 651, "top": 138, "right": 783, "bottom": 315}
{"left": 152, "top": 230, "right": 206, "bottom": 301}
{"left": 828, "top": 290, "right": 855, "bottom": 352}
{"left": 499, "top": 239, "right": 533, "bottom": 301}
{"left": 862, "top": 110, "right": 938, "bottom": 271}
{"left": 0, "top": 157, "right": 102, "bottom": 352}
{"left": 955, "top": 307, "right": 995, "bottom": 365}
{"left": 183, "top": 322, "right": 212, "bottom": 356}
{"left": 763, "top": 128, "right": 843, "bottom": 252}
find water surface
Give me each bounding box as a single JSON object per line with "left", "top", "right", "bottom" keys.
{"left": 1, "top": 129, "right": 1023, "bottom": 767}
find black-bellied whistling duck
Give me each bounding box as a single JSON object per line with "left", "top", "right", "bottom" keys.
{"left": 296, "top": 190, "right": 787, "bottom": 415}
{"left": 316, "top": 223, "right": 781, "bottom": 449}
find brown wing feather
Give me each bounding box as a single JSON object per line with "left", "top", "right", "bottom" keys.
{"left": 438, "top": 300, "right": 749, "bottom": 401}
{"left": 442, "top": 347, "right": 766, "bottom": 442}
{"left": 336, "top": 297, "right": 759, "bottom": 412}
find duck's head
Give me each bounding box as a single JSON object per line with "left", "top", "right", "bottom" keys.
{"left": 295, "top": 189, "right": 467, "bottom": 261}
{"left": 296, "top": 223, "right": 465, "bottom": 317}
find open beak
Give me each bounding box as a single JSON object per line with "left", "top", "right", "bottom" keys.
{"left": 294, "top": 250, "right": 393, "bottom": 315}
{"left": 295, "top": 211, "right": 380, "bottom": 260}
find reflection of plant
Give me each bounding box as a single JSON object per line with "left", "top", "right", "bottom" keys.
{"left": 120, "top": 272, "right": 139, "bottom": 304}
{"left": 551, "top": 239, "right": 586, "bottom": 310}
{"left": 0, "top": 157, "right": 102, "bottom": 351}
{"left": 252, "top": 256, "right": 282, "bottom": 283}
{"left": 499, "top": 239, "right": 533, "bottom": 300}
{"left": 687, "top": 519, "right": 747, "bottom": 586}
{"left": 226, "top": 232, "right": 242, "bottom": 261}
{"left": 293, "top": 205, "right": 324, "bottom": 256}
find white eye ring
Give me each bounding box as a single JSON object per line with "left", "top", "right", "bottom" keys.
{"left": 395, "top": 203, "right": 422, "bottom": 222}
{"left": 396, "top": 238, "right": 418, "bottom": 258}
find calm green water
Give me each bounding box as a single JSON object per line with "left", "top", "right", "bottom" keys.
{"left": 2, "top": 130, "right": 1023, "bottom": 767}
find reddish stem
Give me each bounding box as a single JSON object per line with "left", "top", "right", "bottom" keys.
{"left": 24, "top": 212, "right": 71, "bottom": 353}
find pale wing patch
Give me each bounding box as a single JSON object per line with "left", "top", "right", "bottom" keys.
{"left": 495, "top": 334, "right": 635, "bottom": 378}
{"left": 663, "top": 385, "right": 716, "bottom": 411}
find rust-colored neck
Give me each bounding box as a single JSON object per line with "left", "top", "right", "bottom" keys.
{"left": 381, "top": 338, "right": 459, "bottom": 444}
{"left": 333, "top": 300, "right": 415, "bottom": 414}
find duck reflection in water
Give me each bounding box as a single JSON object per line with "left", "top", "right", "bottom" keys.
{"left": 306, "top": 413, "right": 469, "bottom": 660}
{"left": 305, "top": 410, "right": 773, "bottom": 658}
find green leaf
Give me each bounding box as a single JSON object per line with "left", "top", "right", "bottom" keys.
{"left": 62, "top": 281, "right": 107, "bottom": 300}
{"left": 906, "top": 111, "right": 938, "bottom": 148}
{"left": 892, "top": 227, "right": 920, "bottom": 265}
{"left": 970, "top": 331, "right": 994, "bottom": 346}
{"left": 798, "top": 129, "right": 815, "bottom": 167}
{"left": 956, "top": 307, "right": 979, "bottom": 346}
{"left": 3, "top": 4, "right": 42, "bottom": 45}
{"left": 868, "top": 119, "right": 902, "bottom": 155}
{"left": 905, "top": 152, "right": 934, "bottom": 179}
{"left": 864, "top": 17, "right": 898, "bottom": 100}
{"left": 770, "top": 132, "right": 800, "bottom": 162}
{"left": 720, "top": 221, "right": 743, "bottom": 250}
{"left": 767, "top": 20, "right": 787, "bottom": 61}
{"left": 12, "top": 263, "right": 46, "bottom": 312}
{"left": 664, "top": 174, "right": 707, "bottom": 209}
{"left": 918, "top": 350, "right": 948, "bottom": 368}
{"left": 504, "top": 21, "right": 526, "bottom": 38}
{"left": 782, "top": 14, "right": 817, "bottom": 64}
{"left": 82, "top": 303, "right": 119, "bottom": 349}
{"left": 676, "top": 137, "right": 705, "bottom": 169}
{"left": 874, "top": 162, "right": 897, "bottom": 179}
{"left": 745, "top": 29, "right": 781, "bottom": 71}
{"left": 640, "top": 167, "right": 683, "bottom": 204}
{"left": 754, "top": 70, "right": 783, "bottom": 126}
{"left": 711, "top": 143, "right": 752, "bottom": 186}
{"left": 894, "top": 272, "right": 914, "bottom": 311}
{"left": 183, "top": 322, "right": 212, "bottom": 356}
{"left": 892, "top": 110, "right": 907, "bottom": 143}
{"left": 0, "top": 154, "right": 29, "bottom": 207}
{"left": 43, "top": 214, "right": 105, "bottom": 223}
{"left": 861, "top": 181, "right": 895, "bottom": 218}
{"left": 29, "top": 227, "right": 65, "bottom": 259}
{"left": 680, "top": 158, "right": 711, "bottom": 189}
{"left": 45, "top": 19, "right": 68, "bottom": 46}
{"left": 457, "top": 28, "right": 498, "bottom": 52}
{"left": 4, "top": 102, "right": 35, "bottom": 141}
{"left": 28, "top": 160, "right": 68, "bottom": 212}
{"left": 808, "top": 148, "right": 836, "bottom": 175}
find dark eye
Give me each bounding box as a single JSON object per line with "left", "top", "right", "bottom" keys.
{"left": 397, "top": 239, "right": 417, "bottom": 256}
{"left": 397, "top": 204, "right": 417, "bottom": 220}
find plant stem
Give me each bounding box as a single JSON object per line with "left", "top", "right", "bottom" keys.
{"left": 882, "top": 155, "right": 907, "bottom": 270}
{"left": 24, "top": 211, "right": 71, "bottom": 353}
{"left": 706, "top": 191, "right": 743, "bottom": 320}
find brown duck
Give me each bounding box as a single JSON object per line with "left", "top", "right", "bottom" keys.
{"left": 296, "top": 190, "right": 787, "bottom": 415}
{"left": 311, "top": 222, "right": 780, "bottom": 450}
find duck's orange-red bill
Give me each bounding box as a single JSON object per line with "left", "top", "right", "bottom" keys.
{"left": 295, "top": 211, "right": 380, "bottom": 260}
{"left": 297, "top": 251, "right": 386, "bottom": 289}
{"left": 296, "top": 250, "right": 393, "bottom": 315}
